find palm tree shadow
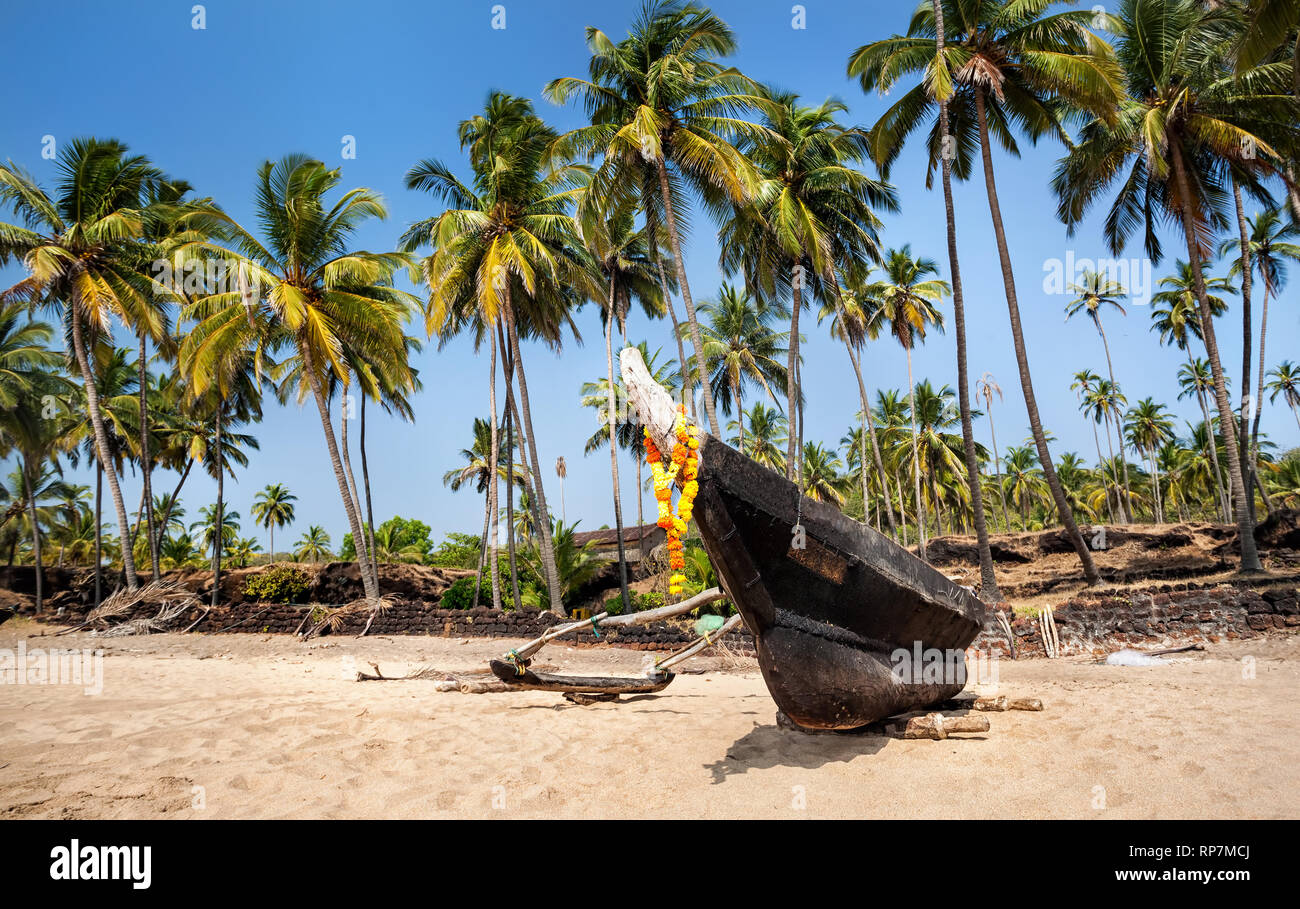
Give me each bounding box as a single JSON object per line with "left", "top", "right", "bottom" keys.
{"left": 705, "top": 717, "right": 891, "bottom": 784}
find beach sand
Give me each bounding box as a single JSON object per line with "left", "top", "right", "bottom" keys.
{"left": 1, "top": 620, "right": 1296, "bottom": 819}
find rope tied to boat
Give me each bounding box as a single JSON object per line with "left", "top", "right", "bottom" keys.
{"left": 590, "top": 615, "right": 601, "bottom": 638}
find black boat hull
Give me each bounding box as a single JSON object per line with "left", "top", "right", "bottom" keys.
{"left": 692, "top": 437, "right": 985, "bottom": 730}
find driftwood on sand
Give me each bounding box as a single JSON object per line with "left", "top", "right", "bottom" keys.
{"left": 488, "top": 660, "right": 674, "bottom": 694}
{"left": 898, "top": 712, "right": 991, "bottom": 740}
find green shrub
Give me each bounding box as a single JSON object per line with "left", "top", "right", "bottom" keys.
{"left": 634, "top": 591, "right": 665, "bottom": 612}
{"left": 441, "top": 574, "right": 519, "bottom": 610}
{"left": 243, "top": 565, "right": 310, "bottom": 603}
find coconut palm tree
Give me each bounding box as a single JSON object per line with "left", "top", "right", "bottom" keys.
{"left": 799, "top": 442, "right": 849, "bottom": 507}
{"left": 1266, "top": 361, "right": 1300, "bottom": 433}
{"left": 577, "top": 202, "right": 665, "bottom": 613}
{"left": 1002, "top": 445, "right": 1048, "bottom": 531}
{"left": 294, "top": 526, "right": 333, "bottom": 563}
{"left": 1177, "top": 358, "right": 1231, "bottom": 521}
{"left": 1152, "top": 263, "right": 1233, "bottom": 520}
{"left": 545, "top": 0, "right": 770, "bottom": 435}
{"left": 1054, "top": 0, "right": 1300, "bottom": 572}
{"left": 1071, "top": 369, "right": 1117, "bottom": 525}
{"left": 191, "top": 505, "right": 240, "bottom": 559}
{"left": 818, "top": 270, "right": 899, "bottom": 537}
{"left": 728, "top": 402, "right": 788, "bottom": 473}
{"left": 976, "top": 372, "right": 1010, "bottom": 531}
{"left": 692, "top": 283, "right": 788, "bottom": 450}
{"left": 1220, "top": 207, "right": 1300, "bottom": 479}
{"left": 403, "top": 94, "right": 584, "bottom": 613}
{"left": 862, "top": 246, "right": 947, "bottom": 560}
{"left": 181, "top": 155, "right": 417, "bottom": 601}
{"left": 851, "top": 0, "right": 1120, "bottom": 584}
{"left": 0, "top": 138, "right": 188, "bottom": 591}
{"left": 1125, "top": 398, "right": 1176, "bottom": 523}
{"left": 719, "top": 90, "right": 894, "bottom": 476}
{"left": 929, "top": 0, "right": 1000, "bottom": 594}
{"left": 251, "top": 483, "right": 297, "bottom": 563}
{"left": 582, "top": 342, "right": 682, "bottom": 536}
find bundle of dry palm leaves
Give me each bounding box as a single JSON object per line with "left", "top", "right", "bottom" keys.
{"left": 58, "top": 580, "right": 204, "bottom": 637}
{"left": 297, "top": 597, "right": 391, "bottom": 640}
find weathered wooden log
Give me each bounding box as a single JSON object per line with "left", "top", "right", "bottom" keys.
{"left": 488, "top": 660, "right": 674, "bottom": 694}
{"left": 899, "top": 712, "right": 990, "bottom": 739}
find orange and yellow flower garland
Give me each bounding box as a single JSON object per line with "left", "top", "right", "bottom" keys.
{"left": 645, "top": 405, "right": 700, "bottom": 595}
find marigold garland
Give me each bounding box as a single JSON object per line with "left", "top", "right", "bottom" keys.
{"left": 646, "top": 405, "right": 699, "bottom": 595}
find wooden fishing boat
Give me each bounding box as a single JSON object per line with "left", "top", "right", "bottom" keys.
{"left": 621, "top": 348, "right": 986, "bottom": 731}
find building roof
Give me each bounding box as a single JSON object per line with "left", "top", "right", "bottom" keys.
{"left": 572, "top": 523, "right": 664, "bottom": 548}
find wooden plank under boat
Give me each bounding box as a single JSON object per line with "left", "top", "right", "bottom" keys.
{"left": 620, "top": 347, "right": 986, "bottom": 731}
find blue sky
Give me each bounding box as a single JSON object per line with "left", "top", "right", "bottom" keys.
{"left": 2, "top": 0, "right": 1296, "bottom": 552}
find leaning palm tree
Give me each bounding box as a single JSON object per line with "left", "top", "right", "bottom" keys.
{"left": 852, "top": 0, "right": 1119, "bottom": 583}
{"left": 545, "top": 0, "right": 769, "bottom": 435}
{"left": 1265, "top": 361, "right": 1300, "bottom": 433}
{"left": 294, "top": 525, "right": 332, "bottom": 563}
{"left": 719, "top": 90, "right": 894, "bottom": 477}
{"left": 251, "top": 483, "right": 297, "bottom": 563}
{"left": 863, "top": 246, "right": 946, "bottom": 560}
{"left": 1054, "top": 0, "right": 1300, "bottom": 572}
{"left": 182, "top": 155, "right": 418, "bottom": 601}
{"left": 0, "top": 138, "right": 185, "bottom": 591}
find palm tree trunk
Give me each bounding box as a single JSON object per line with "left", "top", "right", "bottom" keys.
{"left": 1169, "top": 148, "right": 1262, "bottom": 572}
{"left": 987, "top": 399, "right": 1010, "bottom": 531}
{"left": 1232, "top": 180, "right": 1255, "bottom": 498}
{"left": 302, "top": 347, "right": 380, "bottom": 600}
{"left": 786, "top": 270, "right": 802, "bottom": 480}
{"left": 846, "top": 343, "right": 897, "bottom": 536}
{"left": 70, "top": 311, "right": 138, "bottom": 591}
{"left": 158, "top": 458, "right": 193, "bottom": 552}
{"left": 94, "top": 462, "right": 103, "bottom": 607}
{"left": 1149, "top": 446, "right": 1164, "bottom": 524}
{"left": 212, "top": 406, "right": 223, "bottom": 609}
{"left": 1191, "top": 369, "right": 1230, "bottom": 522}
{"left": 1091, "top": 421, "right": 1115, "bottom": 524}
{"left": 734, "top": 386, "right": 745, "bottom": 451}
{"left": 497, "top": 323, "right": 522, "bottom": 609}
{"left": 487, "top": 331, "right": 502, "bottom": 610}
{"left": 905, "top": 347, "right": 927, "bottom": 561}
{"left": 339, "top": 398, "right": 378, "bottom": 592}
{"left": 973, "top": 91, "right": 1099, "bottom": 583}
{"left": 933, "top": 7, "right": 1001, "bottom": 597}
{"left": 360, "top": 394, "right": 380, "bottom": 574}
{"left": 24, "top": 459, "right": 42, "bottom": 613}
{"left": 471, "top": 494, "right": 490, "bottom": 611}
{"left": 137, "top": 333, "right": 159, "bottom": 580}
{"left": 605, "top": 282, "right": 632, "bottom": 613}
{"left": 503, "top": 294, "right": 565, "bottom": 612}
{"left": 1096, "top": 319, "right": 1133, "bottom": 522}
{"left": 656, "top": 158, "right": 719, "bottom": 435}
{"left": 1251, "top": 280, "right": 1275, "bottom": 514}
{"left": 647, "top": 222, "right": 695, "bottom": 421}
